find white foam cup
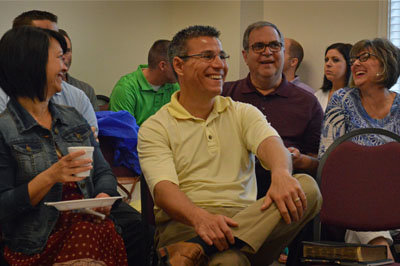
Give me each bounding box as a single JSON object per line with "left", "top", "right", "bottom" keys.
{"left": 67, "top": 146, "right": 94, "bottom": 177}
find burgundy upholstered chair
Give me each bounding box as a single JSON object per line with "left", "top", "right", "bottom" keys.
{"left": 311, "top": 128, "right": 400, "bottom": 265}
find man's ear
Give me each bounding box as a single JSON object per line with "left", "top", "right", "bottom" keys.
{"left": 173, "top": 57, "right": 184, "bottom": 77}
{"left": 159, "top": 60, "right": 167, "bottom": 71}
{"left": 291, "top": 58, "right": 299, "bottom": 68}
{"left": 242, "top": 50, "right": 248, "bottom": 65}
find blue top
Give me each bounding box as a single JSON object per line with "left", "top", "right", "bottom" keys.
{"left": 318, "top": 87, "right": 400, "bottom": 158}
{"left": 0, "top": 81, "right": 98, "bottom": 133}
{"left": 0, "top": 98, "right": 117, "bottom": 254}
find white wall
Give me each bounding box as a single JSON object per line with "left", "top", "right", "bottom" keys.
{"left": 263, "top": 0, "right": 387, "bottom": 91}
{"left": 166, "top": 1, "right": 241, "bottom": 89}
{"left": 0, "top": 1, "right": 174, "bottom": 96}
{"left": 0, "top": 0, "right": 387, "bottom": 96}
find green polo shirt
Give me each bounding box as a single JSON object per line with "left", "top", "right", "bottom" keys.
{"left": 109, "top": 64, "right": 180, "bottom": 126}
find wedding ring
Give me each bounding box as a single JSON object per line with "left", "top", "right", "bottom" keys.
{"left": 294, "top": 197, "right": 301, "bottom": 202}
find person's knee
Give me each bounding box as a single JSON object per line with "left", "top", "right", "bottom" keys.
{"left": 347, "top": 230, "right": 393, "bottom": 246}
{"left": 209, "top": 248, "right": 250, "bottom": 266}
{"left": 295, "top": 174, "right": 322, "bottom": 213}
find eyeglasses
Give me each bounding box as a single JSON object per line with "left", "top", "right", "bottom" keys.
{"left": 250, "top": 41, "right": 283, "bottom": 53}
{"left": 179, "top": 51, "right": 230, "bottom": 62}
{"left": 349, "top": 52, "right": 378, "bottom": 66}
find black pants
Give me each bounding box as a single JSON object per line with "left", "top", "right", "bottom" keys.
{"left": 111, "top": 201, "right": 155, "bottom": 266}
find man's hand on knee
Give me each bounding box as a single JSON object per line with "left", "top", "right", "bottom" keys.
{"left": 261, "top": 170, "right": 307, "bottom": 224}
{"left": 192, "top": 207, "right": 238, "bottom": 251}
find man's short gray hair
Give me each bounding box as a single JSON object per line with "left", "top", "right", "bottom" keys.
{"left": 243, "top": 21, "right": 284, "bottom": 51}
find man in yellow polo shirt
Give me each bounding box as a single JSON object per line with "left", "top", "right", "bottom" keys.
{"left": 138, "top": 25, "right": 322, "bottom": 266}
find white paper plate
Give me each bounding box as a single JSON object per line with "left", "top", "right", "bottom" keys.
{"left": 44, "top": 196, "right": 122, "bottom": 211}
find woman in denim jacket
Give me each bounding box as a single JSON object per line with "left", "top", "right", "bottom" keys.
{"left": 0, "top": 27, "right": 127, "bottom": 265}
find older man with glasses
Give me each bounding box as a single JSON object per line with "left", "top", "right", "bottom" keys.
{"left": 223, "top": 21, "right": 323, "bottom": 199}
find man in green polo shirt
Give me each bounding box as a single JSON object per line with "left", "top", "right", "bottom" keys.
{"left": 109, "top": 39, "right": 179, "bottom": 125}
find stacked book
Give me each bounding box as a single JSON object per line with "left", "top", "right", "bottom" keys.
{"left": 301, "top": 241, "right": 394, "bottom": 265}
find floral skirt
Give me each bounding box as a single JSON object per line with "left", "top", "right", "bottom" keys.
{"left": 4, "top": 182, "right": 128, "bottom": 266}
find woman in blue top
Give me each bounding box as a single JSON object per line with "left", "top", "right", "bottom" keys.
{"left": 0, "top": 27, "right": 127, "bottom": 265}
{"left": 318, "top": 38, "right": 400, "bottom": 260}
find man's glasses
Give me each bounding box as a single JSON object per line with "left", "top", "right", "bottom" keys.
{"left": 349, "top": 52, "right": 378, "bottom": 66}
{"left": 180, "top": 51, "right": 230, "bottom": 62}
{"left": 250, "top": 41, "right": 283, "bottom": 53}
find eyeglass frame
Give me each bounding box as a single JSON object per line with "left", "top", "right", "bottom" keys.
{"left": 249, "top": 41, "right": 283, "bottom": 54}
{"left": 179, "top": 51, "right": 230, "bottom": 62}
{"left": 349, "top": 52, "right": 378, "bottom": 66}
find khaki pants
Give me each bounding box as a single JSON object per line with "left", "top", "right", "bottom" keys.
{"left": 155, "top": 174, "right": 322, "bottom": 266}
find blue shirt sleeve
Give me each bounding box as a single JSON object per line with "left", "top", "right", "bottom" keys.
{"left": 53, "top": 82, "right": 99, "bottom": 134}
{"left": 0, "top": 87, "right": 10, "bottom": 113}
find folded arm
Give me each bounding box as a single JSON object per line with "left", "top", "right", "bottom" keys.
{"left": 257, "top": 136, "right": 307, "bottom": 224}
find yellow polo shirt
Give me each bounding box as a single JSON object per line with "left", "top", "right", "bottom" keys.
{"left": 138, "top": 92, "right": 279, "bottom": 208}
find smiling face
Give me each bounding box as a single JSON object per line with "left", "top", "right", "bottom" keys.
{"left": 351, "top": 49, "right": 384, "bottom": 89}
{"left": 324, "top": 48, "right": 347, "bottom": 84}
{"left": 242, "top": 26, "right": 283, "bottom": 85}
{"left": 46, "top": 38, "right": 67, "bottom": 99}
{"left": 175, "top": 36, "right": 228, "bottom": 98}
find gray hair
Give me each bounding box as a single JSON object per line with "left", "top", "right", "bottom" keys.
{"left": 243, "top": 21, "right": 284, "bottom": 51}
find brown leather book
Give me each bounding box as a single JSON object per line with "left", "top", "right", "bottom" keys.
{"left": 302, "top": 241, "right": 387, "bottom": 262}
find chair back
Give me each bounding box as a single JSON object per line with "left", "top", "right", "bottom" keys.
{"left": 99, "top": 135, "right": 139, "bottom": 203}
{"left": 140, "top": 175, "right": 155, "bottom": 226}
{"left": 317, "top": 128, "right": 400, "bottom": 231}
{"left": 96, "top": 95, "right": 110, "bottom": 111}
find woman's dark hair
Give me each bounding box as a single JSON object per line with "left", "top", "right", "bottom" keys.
{"left": 349, "top": 38, "right": 400, "bottom": 89}
{"left": 0, "top": 26, "right": 66, "bottom": 101}
{"left": 320, "top": 43, "right": 353, "bottom": 93}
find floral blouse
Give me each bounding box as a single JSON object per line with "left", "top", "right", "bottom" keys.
{"left": 318, "top": 87, "right": 400, "bottom": 159}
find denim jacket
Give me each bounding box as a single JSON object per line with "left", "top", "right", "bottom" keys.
{"left": 0, "top": 98, "right": 118, "bottom": 254}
